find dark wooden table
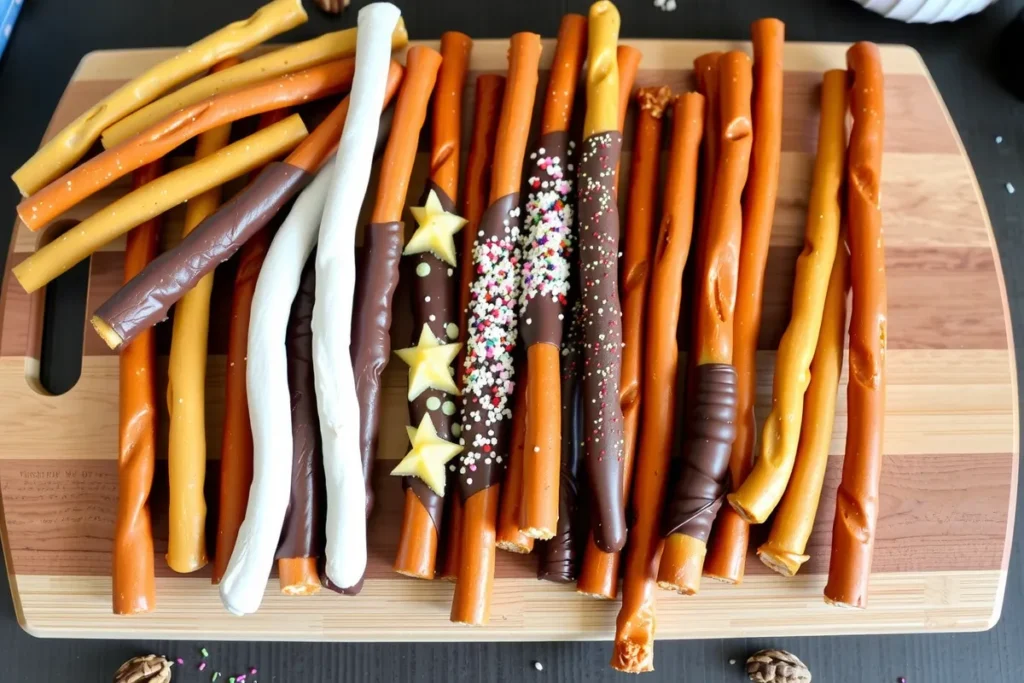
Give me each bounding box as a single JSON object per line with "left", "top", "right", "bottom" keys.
{"left": 1, "top": 0, "right": 1023, "bottom": 681}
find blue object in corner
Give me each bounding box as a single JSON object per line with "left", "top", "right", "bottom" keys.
{"left": 0, "top": 0, "right": 23, "bottom": 61}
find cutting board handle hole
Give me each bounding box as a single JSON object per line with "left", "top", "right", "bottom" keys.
{"left": 24, "top": 220, "right": 88, "bottom": 396}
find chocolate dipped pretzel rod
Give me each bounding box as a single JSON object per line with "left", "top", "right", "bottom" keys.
{"left": 519, "top": 12, "right": 587, "bottom": 542}
{"left": 89, "top": 62, "right": 405, "bottom": 350}
{"left": 19, "top": 58, "right": 357, "bottom": 232}
{"left": 439, "top": 73, "right": 505, "bottom": 582}
{"left": 577, "top": 0, "right": 627, "bottom": 555}
{"left": 102, "top": 22, "right": 409, "bottom": 148}
{"left": 450, "top": 31, "right": 541, "bottom": 626}
{"left": 577, "top": 86, "right": 668, "bottom": 600}
{"left": 760, "top": 232, "right": 849, "bottom": 577}
{"left": 704, "top": 18, "right": 785, "bottom": 584}
{"left": 729, "top": 67, "right": 846, "bottom": 528}
{"left": 277, "top": 256, "right": 324, "bottom": 596}
{"left": 393, "top": 31, "right": 472, "bottom": 581}
{"left": 14, "top": 116, "right": 308, "bottom": 295}
{"left": 825, "top": 42, "right": 887, "bottom": 609}
{"left": 112, "top": 163, "right": 162, "bottom": 615}
{"left": 657, "top": 51, "right": 752, "bottom": 596}
{"left": 11, "top": 0, "right": 307, "bottom": 196}
{"left": 611, "top": 93, "right": 704, "bottom": 672}
{"left": 220, "top": 159, "right": 338, "bottom": 615}
{"left": 166, "top": 58, "right": 239, "bottom": 574}
{"left": 317, "top": 15, "right": 435, "bottom": 591}
{"left": 496, "top": 364, "right": 533, "bottom": 553}
{"left": 212, "top": 108, "right": 291, "bottom": 585}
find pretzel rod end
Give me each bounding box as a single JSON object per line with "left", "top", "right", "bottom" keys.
{"left": 279, "top": 557, "right": 323, "bottom": 595}
{"left": 91, "top": 315, "right": 125, "bottom": 351}
{"left": 656, "top": 533, "right": 706, "bottom": 595}
{"left": 584, "top": 0, "right": 621, "bottom": 138}
{"left": 757, "top": 544, "right": 806, "bottom": 578}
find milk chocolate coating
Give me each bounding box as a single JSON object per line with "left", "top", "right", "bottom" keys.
{"left": 404, "top": 181, "right": 460, "bottom": 531}
{"left": 277, "top": 256, "right": 324, "bottom": 560}
{"left": 520, "top": 130, "right": 572, "bottom": 349}
{"left": 662, "top": 363, "right": 739, "bottom": 542}
{"left": 457, "top": 192, "right": 521, "bottom": 501}
{"left": 94, "top": 162, "right": 311, "bottom": 347}
{"left": 537, "top": 302, "right": 584, "bottom": 583}
{"left": 577, "top": 131, "right": 627, "bottom": 554}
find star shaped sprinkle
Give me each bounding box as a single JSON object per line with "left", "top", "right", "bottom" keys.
{"left": 394, "top": 324, "right": 461, "bottom": 401}
{"left": 404, "top": 189, "right": 468, "bottom": 266}
{"left": 390, "top": 414, "right": 462, "bottom": 496}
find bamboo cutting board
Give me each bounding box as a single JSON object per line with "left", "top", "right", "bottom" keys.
{"left": 0, "top": 39, "right": 1017, "bottom": 641}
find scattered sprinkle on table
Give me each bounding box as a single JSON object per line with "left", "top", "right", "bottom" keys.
{"left": 729, "top": 659, "right": 737, "bottom": 665}
{"left": 653, "top": 0, "right": 677, "bottom": 10}
{"left": 1007, "top": 182, "right": 1015, "bottom": 194}
{"left": 251, "top": 668, "right": 258, "bottom": 675}
{"left": 176, "top": 658, "right": 184, "bottom": 665}
{"left": 898, "top": 678, "right": 907, "bottom": 683}
{"left": 996, "top": 136, "right": 1003, "bottom": 144}
{"left": 201, "top": 648, "right": 209, "bottom": 657}
{"left": 212, "top": 673, "right": 220, "bottom": 682}
{"left": 533, "top": 661, "right": 544, "bottom": 671}
{"left": 199, "top": 662, "right": 207, "bottom": 671}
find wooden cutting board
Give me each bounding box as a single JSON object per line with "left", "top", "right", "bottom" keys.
{"left": 0, "top": 39, "right": 1017, "bottom": 641}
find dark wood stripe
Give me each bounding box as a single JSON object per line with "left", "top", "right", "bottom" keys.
{"left": 0, "top": 453, "right": 1010, "bottom": 578}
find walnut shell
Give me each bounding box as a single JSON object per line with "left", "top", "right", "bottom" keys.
{"left": 113, "top": 655, "right": 172, "bottom": 683}
{"left": 746, "top": 649, "right": 812, "bottom": 683}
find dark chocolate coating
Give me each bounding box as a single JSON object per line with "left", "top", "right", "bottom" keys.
{"left": 457, "top": 192, "right": 521, "bottom": 501}
{"left": 662, "top": 363, "right": 739, "bottom": 542}
{"left": 403, "top": 180, "right": 460, "bottom": 531}
{"left": 576, "top": 131, "right": 627, "bottom": 554}
{"left": 95, "top": 162, "right": 311, "bottom": 348}
{"left": 537, "top": 301, "right": 584, "bottom": 583}
{"left": 277, "top": 256, "right": 323, "bottom": 560}
{"left": 520, "top": 130, "right": 573, "bottom": 349}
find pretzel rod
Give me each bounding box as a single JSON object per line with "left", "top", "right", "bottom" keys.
{"left": 825, "top": 42, "right": 887, "bottom": 609}
{"left": 220, "top": 159, "right": 337, "bottom": 615}
{"left": 577, "top": 86, "right": 668, "bottom": 599}
{"left": 19, "top": 58, "right": 356, "bottom": 232}
{"left": 440, "top": 74, "right": 505, "bottom": 582}
{"left": 14, "top": 116, "right": 306, "bottom": 296}
{"left": 451, "top": 31, "right": 541, "bottom": 626}
{"left": 761, "top": 234, "right": 849, "bottom": 577}
{"left": 658, "top": 51, "right": 751, "bottom": 595}
{"left": 89, "top": 62, "right": 404, "bottom": 351}
{"left": 165, "top": 61, "right": 237, "bottom": 573}
{"left": 101, "top": 22, "right": 409, "bottom": 148}
{"left": 704, "top": 18, "right": 785, "bottom": 584}
{"left": 578, "top": 0, "right": 627, "bottom": 555}
{"left": 112, "top": 163, "right": 162, "bottom": 615}
{"left": 612, "top": 44, "right": 642, "bottom": 195}
{"left": 11, "top": 0, "right": 307, "bottom": 196}
{"left": 210, "top": 108, "right": 291, "bottom": 585}
{"left": 277, "top": 257, "right": 323, "bottom": 596}
{"left": 728, "top": 67, "right": 845, "bottom": 526}
{"left": 611, "top": 93, "right": 704, "bottom": 672}
{"left": 496, "top": 366, "right": 534, "bottom": 553}
{"left": 313, "top": 5, "right": 415, "bottom": 591}
{"left": 520, "top": 13, "right": 587, "bottom": 541}
{"left": 394, "top": 33, "right": 472, "bottom": 580}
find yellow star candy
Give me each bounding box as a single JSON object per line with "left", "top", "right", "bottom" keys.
{"left": 390, "top": 414, "right": 462, "bottom": 496}
{"left": 394, "top": 324, "right": 461, "bottom": 401}
{"left": 404, "top": 189, "right": 467, "bottom": 266}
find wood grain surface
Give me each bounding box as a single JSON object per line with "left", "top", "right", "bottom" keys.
{"left": 0, "top": 38, "right": 1016, "bottom": 641}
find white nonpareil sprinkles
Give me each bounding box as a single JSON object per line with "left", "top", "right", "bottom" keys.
{"left": 519, "top": 143, "right": 575, "bottom": 313}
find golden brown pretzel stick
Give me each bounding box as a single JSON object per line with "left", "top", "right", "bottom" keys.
{"left": 166, "top": 58, "right": 238, "bottom": 573}
{"left": 11, "top": 0, "right": 307, "bottom": 196}
{"left": 611, "top": 93, "right": 704, "bottom": 673}
{"left": 761, "top": 233, "right": 849, "bottom": 576}
{"left": 704, "top": 18, "right": 785, "bottom": 584}
{"left": 441, "top": 73, "right": 505, "bottom": 582}
{"left": 825, "top": 42, "right": 887, "bottom": 609}
{"left": 112, "top": 162, "right": 163, "bottom": 615}
{"left": 497, "top": 366, "right": 534, "bottom": 553}
{"left": 451, "top": 31, "right": 541, "bottom": 626}
{"left": 577, "top": 86, "right": 668, "bottom": 600}
{"left": 658, "top": 51, "right": 751, "bottom": 595}
{"left": 101, "top": 22, "right": 409, "bottom": 148}
{"left": 613, "top": 44, "right": 642, "bottom": 195}
{"left": 727, "top": 67, "right": 846, "bottom": 527}
{"left": 13, "top": 115, "right": 308, "bottom": 294}
{"left": 394, "top": 30, "right": 472, "bottom": 580}
{"left": 18, "top": 59, "right": 356, "bottom": 232}
{"left": 520, "top": 12, "right": 587, "bottom": 542}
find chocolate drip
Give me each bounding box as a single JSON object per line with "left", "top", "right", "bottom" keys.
{"left": 662, "top": 363, "right": 739, "bottom": 542}
{"left": 277, "top": 256, "right": 324, "bottom": 560}
{"left": 457, "top": 192, "right": 522, "bottom": 501}
{"left": 95, "top": 162, "right": 311, "bottom": 347}
{"left": 577, "top": 131, "right": 627, "bottom": 554}
{"left": 404, "top": 181, "right": 461, "bottom": 531}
